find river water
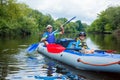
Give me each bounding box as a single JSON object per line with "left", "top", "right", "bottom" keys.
{"left": 0, "top": 33, "right": 120, "bottom": 80}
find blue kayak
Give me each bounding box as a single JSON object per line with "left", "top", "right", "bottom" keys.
{"left": 37, "top": 38, "right": 120, "bottom": 73}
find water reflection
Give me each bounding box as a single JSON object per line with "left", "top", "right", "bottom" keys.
{"left": 46, "top": 62, "right": 56, "bottom": 76}
{"left": 0, "top": 63, "right": 8, "bottom": 80}
{"left": 88, "top": 33, "right": 120, "bottom": 52}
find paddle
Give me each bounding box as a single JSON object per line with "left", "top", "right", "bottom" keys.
{"left": 47, "top": 43, "right": 116, "bottom": 53}
{"left": 63, "top": 16, "right": 76, "bottom": 26}
{"left": 26, "top": 43, "right": 39, "bottom": 54}
{"left": 26, "top": 16, "right": 76, "bottom": 54}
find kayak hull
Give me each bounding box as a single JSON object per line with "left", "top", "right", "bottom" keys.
{"left": 35, "top": 75, "right": 66, "bottom": 80}
{"left": 37, "top": 43, "right": 120, "bottom": 73}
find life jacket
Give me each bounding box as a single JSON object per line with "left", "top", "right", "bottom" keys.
{"left": 76, "top": 38, "right": 88, "bottom": 49}
{"left": 46, "top": 32, "right": 55, "bottom": 43}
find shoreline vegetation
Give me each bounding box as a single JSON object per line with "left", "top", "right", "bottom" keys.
{"left": 0, "top": 0, "right": 120, "bottom": 37}
{"left": 113, "top": 29, "right": 120, "bottom": 38}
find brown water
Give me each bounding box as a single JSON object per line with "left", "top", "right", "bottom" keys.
{"left": 0, "top": 33, "right": 120, "bottom": 80}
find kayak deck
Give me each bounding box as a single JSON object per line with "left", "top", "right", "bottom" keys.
{"left": 64, "top": 50, "right": 120, "bottom": 59}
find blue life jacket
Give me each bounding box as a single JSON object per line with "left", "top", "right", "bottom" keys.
{"left": 46, "top": 32, "right": 55, "bottom": 43}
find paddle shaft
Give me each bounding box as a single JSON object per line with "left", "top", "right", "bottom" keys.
{"left": 63, "top": 16, "right": 76, "bottom": 26}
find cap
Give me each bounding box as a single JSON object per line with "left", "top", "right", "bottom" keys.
{"left": 46, "top": 25, "right": 52, "bottom": 29}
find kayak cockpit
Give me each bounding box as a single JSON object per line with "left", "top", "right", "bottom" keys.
{"left": 55, "top": 38, "right": 120, "bottom": 58}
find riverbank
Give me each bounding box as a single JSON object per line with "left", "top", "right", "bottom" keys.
{"left": 113, "top": 29, "right": 120, "bottom": 36}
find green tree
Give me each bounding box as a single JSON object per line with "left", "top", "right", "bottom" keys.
{"left": 88, "top": 6, "right": 120, "bottom": 33}
{"left": 75, "top": 20, "right": 84, "bottom": 31}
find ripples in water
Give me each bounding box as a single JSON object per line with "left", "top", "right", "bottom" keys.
{"left": 0, "top": 48, "right": 120, "bottom": 80}
{"left": 1, "top": 49, "right": 88, "bottom": 80}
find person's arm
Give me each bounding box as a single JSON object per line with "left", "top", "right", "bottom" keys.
{"left": 41, "top": 37, "right": 46, "bottom": 42}
{"left": 59, "top": 25, "right": 64, "bottom": 34}
{"left": 75, "top": 39, "right": 81, "bottom": 49}
{"left": 41, "top": 33, "right": 47, "bottom": 41}
{"left": 54, "top": 25, "right": 64, "bottom": 36}
{"left": 41, "top": 33, "right": 48, "bottom": 45}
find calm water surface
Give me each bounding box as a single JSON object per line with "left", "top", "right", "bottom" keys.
{"left": 0, "top": 33, "right": 120, "bottom": 80}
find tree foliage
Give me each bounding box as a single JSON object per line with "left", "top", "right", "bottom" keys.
{"left": 88, "top": 6, "right": 120, "bottom": 33}
{"left": 0, "top": 0, "right": 88, "bottom": 37}
{"left": 75, "top": 20, "right": 85, "bottom": 31}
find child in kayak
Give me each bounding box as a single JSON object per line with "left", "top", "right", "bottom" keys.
{"left": 75, "top": 32, "right": 94, "bottom": 54}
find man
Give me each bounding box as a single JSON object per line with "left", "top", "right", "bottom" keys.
{"left": 41, "top": 24, "right": 64, "bottom": 45}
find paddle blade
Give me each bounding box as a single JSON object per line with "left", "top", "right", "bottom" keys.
{"left": 26, "top": 43, "right": 39, "bottom": 54}
{"left": 47, "top": 44, "right": 65, "bottom": 53}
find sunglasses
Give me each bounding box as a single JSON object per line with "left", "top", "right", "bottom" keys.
{"left": 47, "top": 27, "right": 52, "bottom": 29}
